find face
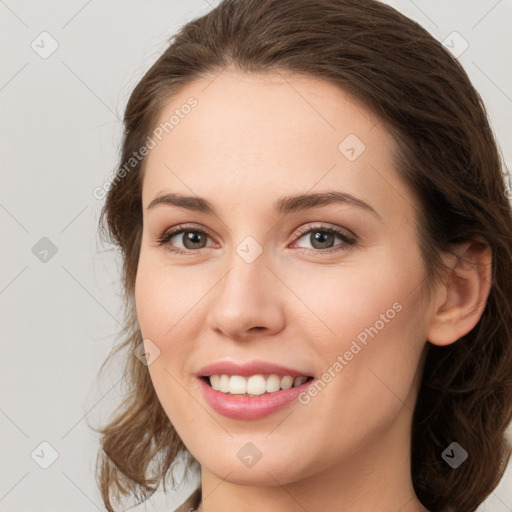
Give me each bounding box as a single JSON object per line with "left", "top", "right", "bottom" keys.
{"left": 135, "top": 69, "right": 432, "bottom": 486}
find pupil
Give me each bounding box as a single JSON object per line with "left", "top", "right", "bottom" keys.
{"left": 185, "top": 232, "right": 205, "bottom": 249}
{"left": 312, "top": 231, "right": 333, "bottom": 249}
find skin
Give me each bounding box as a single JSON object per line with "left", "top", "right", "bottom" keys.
{"left": 135, "top": 68, "right": 492, "bottom": 512}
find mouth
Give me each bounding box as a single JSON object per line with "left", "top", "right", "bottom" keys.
{"left": 201, "top": 374, "right": 315, "bottom": 396}
{"left": 196, "top": 361, "right": 315, "bottom": 419}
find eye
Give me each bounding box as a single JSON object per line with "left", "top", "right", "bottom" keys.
{"left": 291, "top": 224, "right": 357, "bottom": 254}
{"left": 156, "top": 223, "right": 357, "bottom": 255}
{"left": 156, "top": 224, "right": 215, "bottom": 255}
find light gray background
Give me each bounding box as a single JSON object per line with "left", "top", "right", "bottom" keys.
{"left": 1, "top": 1, "right": 511, "bottom": 511}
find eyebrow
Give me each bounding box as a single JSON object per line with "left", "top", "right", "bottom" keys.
{"left": 147, "top": 190, "right": 381, "bottom": 219}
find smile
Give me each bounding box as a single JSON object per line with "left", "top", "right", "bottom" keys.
{"left": 207, "top": 374, "right": 312, "bottom": 395}
{"left": 196, "top": 361, "right": 316, "bottom": 420}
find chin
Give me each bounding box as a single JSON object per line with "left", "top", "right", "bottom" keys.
{"left": 202, "top": 456, "right": 310, "bottom": 487}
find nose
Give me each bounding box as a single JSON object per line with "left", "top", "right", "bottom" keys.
{"left": 207, "top": 253, "right": 285, "bottom": 342}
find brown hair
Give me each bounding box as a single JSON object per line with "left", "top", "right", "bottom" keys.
{"left": 95, "top": 1, "right": 512, "bottom": 511}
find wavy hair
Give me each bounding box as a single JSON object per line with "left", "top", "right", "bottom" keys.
{"left": 94, "top": 1, "right": 512, "bottom": 511}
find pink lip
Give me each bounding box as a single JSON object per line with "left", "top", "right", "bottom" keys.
{"left": 198, "top": 377, "right": 313, "bottom": 420}
{"left": 197, "top": 360, "right": 312, "bottom": 378}
{"left": 196, "top": 360, "right": 315, "bottom": 420}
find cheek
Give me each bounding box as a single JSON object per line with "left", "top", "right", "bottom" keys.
{"left": 134, "top": 257, "right": 205, "bottom": 436}
{"left": 134, "top": 252, "right": 208, "bottom": 343}
{"left": 134, "top": 254, "right": 207, "bottom": 409}
{"left": 278, "top": 243, "right": 425, "bottom": 350}
{"left": 287, "top": 244, "right": 427, "bottom": 418}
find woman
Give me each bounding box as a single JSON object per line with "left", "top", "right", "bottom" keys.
{"left": 95, "top": 1, "right": 512, "bottom": 511}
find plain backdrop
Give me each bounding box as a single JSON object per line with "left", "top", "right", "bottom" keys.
{"left": 1, "top": 1, "right": 511, "bottom": 510}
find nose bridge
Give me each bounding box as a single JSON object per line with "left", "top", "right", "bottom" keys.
{"left": 218, "top": 245, "right": 269, "bottom": 312}
{"left": 207, "top": 239, "right": 284, "bottom": 339}
{"left": 218, "top": 220, "right": 270, "bottom": 299}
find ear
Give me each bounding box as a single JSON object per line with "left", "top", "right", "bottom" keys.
{"left": 427, "top": 238, "right": 492, "bottom": 347}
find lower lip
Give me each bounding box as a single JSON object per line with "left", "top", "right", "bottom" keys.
{"left": 198, "top": 377, "right": 313, "bottom": 420}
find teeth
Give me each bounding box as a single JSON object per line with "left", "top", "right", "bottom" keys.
{"left": 247, "top": 375, "right": 266, "bottom": 395}
{"left": 218, "top": 374, "right": 230, "bottom": 393}
{"left": 293, "top": 376, "right": 307, "bottom": 387}
{"left": 266, "top": 374, "right": 281, "bottom": 393}
{"left": 229, "top": 375, "right": 247, "bottom": 394}
{"left": 208, "top": 374, "right": 310, "bottom": 395}
{"left": 280, "top": 376, "right": 294, "bottom": 389}
{"left": 210, "top": 375, "right": 220, "bottom": 390}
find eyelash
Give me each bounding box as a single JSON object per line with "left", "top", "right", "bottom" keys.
{"left": 155, "top": 223, "right": 357, "bottom": 256}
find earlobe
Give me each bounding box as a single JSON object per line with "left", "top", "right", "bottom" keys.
{"left": 427, "top": 239, "right": 492, "bottom": 347}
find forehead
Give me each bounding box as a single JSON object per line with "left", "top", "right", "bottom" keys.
{"left": 141, "top": 69, "right": 414, "bottom": 223}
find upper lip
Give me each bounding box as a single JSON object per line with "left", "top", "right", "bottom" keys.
{"left": 197, "top": 360, "right": 313, "bottom": 378}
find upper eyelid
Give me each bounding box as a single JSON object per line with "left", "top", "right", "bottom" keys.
{"left": 166, "top": 223, "right": 218, "bottom": 242}
{"left": 293, "top": 223, "right": 354, "bottom": 238}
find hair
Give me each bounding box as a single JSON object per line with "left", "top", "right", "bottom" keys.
{"left": 94, "top": 0, "right": 512, "bottom": 511}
